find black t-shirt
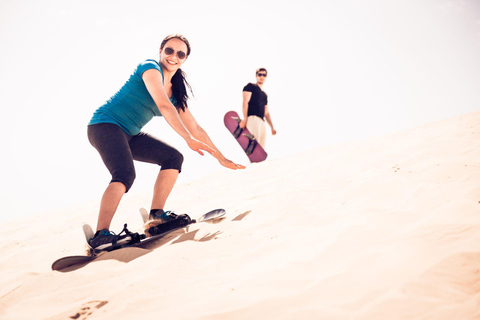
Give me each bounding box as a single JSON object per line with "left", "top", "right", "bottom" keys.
{"left": 243, "top": 83, "right": 268, "bottom": 119}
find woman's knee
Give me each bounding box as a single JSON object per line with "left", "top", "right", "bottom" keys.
{"left": 162, "top": 149, "right": 184, "bottom": 172}
{"left": 171, "top": 149, "right": 184, "bottom": 171}
{"left": 111, "top": 168, "right": 136, "bottom": 192}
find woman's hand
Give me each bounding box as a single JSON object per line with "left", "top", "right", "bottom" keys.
{"left": 218, "top": 157, "right": 246, "bottom": 170}
{"left": 187, "top": 138, "right": 244, "bottom": 169}
{"left": 186, "top": 137, "right": 215, "bottom": 156}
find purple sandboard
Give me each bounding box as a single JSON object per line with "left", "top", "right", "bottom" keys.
{"left": 224, "top": 111, "right": 267, "bottom": 163}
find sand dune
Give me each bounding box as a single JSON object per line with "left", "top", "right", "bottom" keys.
{"left": 1, "top": 111, "right": 480, "bottom": 319}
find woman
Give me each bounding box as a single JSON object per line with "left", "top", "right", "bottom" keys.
{"left": 87, "top": 34, "right": 245, "bottom": 250}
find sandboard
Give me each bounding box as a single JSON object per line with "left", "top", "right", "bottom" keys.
{"left": 52, "top": 208, "right": 226, "bottom": 271}
{"left": 224, "top": 110, "right": 267, "bottom": 163}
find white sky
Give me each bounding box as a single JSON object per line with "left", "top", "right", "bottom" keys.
{"left": 1, "top": 0, "right": 480, "bottom": 222}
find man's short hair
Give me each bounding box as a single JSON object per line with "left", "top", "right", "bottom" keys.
{"left": 256, "top": 68, "right": 267, "bottom": 75}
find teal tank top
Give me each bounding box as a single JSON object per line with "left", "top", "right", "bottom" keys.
{"left": 88, "top": 59, "right": 177, "bottom": 136}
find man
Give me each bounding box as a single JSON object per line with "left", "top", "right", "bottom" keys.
{"left": 239, "top": 68, "right": 276, "bottom": 149}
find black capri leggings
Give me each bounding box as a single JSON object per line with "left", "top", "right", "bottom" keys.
{"left": 87, "top": 123, "right": 183, "bottom": 192}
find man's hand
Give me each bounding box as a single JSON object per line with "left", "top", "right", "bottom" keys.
{"left": 239, "top": 119, "right": 247, "bottom": 129}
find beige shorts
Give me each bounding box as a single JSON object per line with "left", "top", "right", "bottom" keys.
{"left": 246, "top": 116, "right": 266, "bottom": 148}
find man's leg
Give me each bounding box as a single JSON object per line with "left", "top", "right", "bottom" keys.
{"left": 247, "top": 116, "right": 267, "bottom": 148}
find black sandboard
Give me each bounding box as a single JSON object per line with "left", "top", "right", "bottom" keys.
{"left": 52, "top": 208, "right": 226, "bottom": 271}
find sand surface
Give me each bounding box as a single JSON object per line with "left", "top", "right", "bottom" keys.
{"left": 1, "top": 112, "right": 480, "bottom": 319}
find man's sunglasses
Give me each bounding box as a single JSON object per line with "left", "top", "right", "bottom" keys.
{"left": 164, "top": 47, "right": 187, "bottom": 60}
{"left": 257, "top": 73, "right": 267, "bottom": 77}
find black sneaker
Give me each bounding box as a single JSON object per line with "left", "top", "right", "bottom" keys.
{"left": 148, "top": 210, "right": 180, "bottom": 223}
{"left": 145, "top": 211, "right": 193, "bottom": 237}
{"left": 89, "top": 228, "right": 132, "bottom": 251}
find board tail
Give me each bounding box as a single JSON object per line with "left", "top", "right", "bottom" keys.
{"left": 139, "top": 208, "right": 149, "bottom": 224}
{"left": 83, "top": 224, "right": 95, "bottom": 242}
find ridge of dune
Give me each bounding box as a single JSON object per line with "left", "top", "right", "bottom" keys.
{"left": 1, "top": 111, "right": 480, "bottom": 319}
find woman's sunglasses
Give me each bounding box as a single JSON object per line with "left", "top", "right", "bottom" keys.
{"left": 257, "top": 73, "right": 267, "bottom": 77}
{"left": 164, "top": 47, "right": 187, "bottom": 60}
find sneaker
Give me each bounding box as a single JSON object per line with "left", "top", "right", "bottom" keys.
{"left": 144, "top": 211, "right": 193, "bottom": 237}
{"left": 88, "top": 228, "right": 132, "bottom": 251}
{"left": 148, "top": 210, "right": 180, "bottom": 223}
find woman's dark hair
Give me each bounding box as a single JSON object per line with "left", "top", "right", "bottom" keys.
{"left": 160, "top": 34, "right": 193, "bottom": 112}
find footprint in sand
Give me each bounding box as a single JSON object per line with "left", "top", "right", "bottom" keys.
{"left": 69, "top": 300, "right": 108, "bottom": 319}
